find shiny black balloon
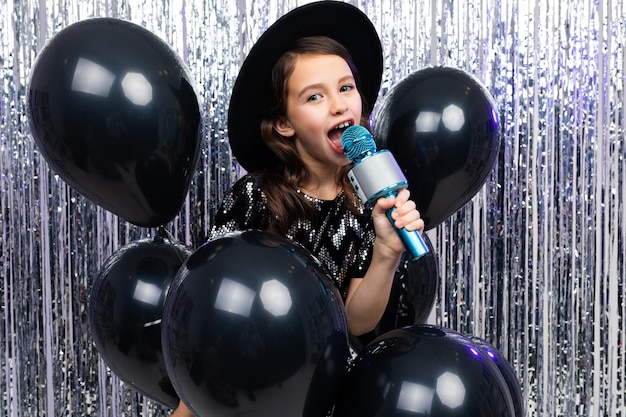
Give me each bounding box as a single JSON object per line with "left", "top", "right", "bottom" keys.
{"left": 350, "top": 234, "right": 439, "bottom": 352}
{"left": 374, "top": 66, "right": 500, "bottom": 230}
{"left": 335, "top": 325, "right": 516, "bottom": 417}
{"left": 161, "top": 230, "right": 350, "bottom": 417}
{"left": 27, "top": 18, "right": 201, "bottom": 227}
{"left": 469, "top": 336, "right": 526, "bottom": 417}
{"left": 88, "top": 233, "right": 192, "bottom": 409}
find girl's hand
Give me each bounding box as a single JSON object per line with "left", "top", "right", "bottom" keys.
{"left": 371, "top": 189, "right": 424, "bottom": 256}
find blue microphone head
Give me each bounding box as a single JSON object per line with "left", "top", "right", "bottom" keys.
{"left": 341, "top": 125, "right": 377, "bottom": 164}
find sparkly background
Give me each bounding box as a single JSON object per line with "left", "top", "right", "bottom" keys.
{"left": 1, "top": 0, "right": 624, "bottom": 416}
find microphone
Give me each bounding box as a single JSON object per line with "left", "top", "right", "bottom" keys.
{"left": 341, "top": 125, "right": 429, "bottom": 260}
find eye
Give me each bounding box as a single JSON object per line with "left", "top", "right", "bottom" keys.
{"left": 340, "top": 84, "right": 354, "bottom": 93}
{"left": 307, "top": 93, "right": 322, "bottom": 102}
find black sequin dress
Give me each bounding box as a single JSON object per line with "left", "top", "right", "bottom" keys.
{"left": 210, "top": 174, "right": 375, "bottom": 299}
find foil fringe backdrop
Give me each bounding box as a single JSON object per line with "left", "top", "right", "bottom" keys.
{"left": 0, "top": 0, "right": 624, "bottom": 416}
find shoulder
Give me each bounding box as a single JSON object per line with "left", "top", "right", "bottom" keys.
{"left": 231, "top": 173, "right": 261, "bottom": 192}
{"left": 211, "top": 174, "right": 269, "bottom": 235}
{"left": 226, "top": 174, "right": 266, "bottom": 202}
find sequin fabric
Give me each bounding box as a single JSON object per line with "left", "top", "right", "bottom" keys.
{"left": 210, "top": 174, "right": 375, "bottom": 298}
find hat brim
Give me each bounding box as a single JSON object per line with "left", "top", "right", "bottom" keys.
{"left": 227, "top": 1, "right": 383, "bottom": 173}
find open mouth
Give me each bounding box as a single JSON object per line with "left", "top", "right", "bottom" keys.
{"left": 328, "top": 121, "right": 353, "bottom": 152}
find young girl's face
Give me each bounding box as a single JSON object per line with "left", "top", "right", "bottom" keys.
{"left": 274, "top": 53, "right": 363, "bottom": 171}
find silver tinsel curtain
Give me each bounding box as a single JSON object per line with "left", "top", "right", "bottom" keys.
{"left": 1, "top": 0, "right": 624, "bottom": 416}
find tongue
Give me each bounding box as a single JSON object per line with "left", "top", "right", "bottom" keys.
{"left": 328, "top": 129, "right": 344, "bottom": 153}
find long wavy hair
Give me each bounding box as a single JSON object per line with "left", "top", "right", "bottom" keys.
{"left": 258, "top": 36, "right": 372, "bottom": 234}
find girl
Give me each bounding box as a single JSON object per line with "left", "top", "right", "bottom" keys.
{"left": 172, "top": 2, "right": 424, "bottom": 416}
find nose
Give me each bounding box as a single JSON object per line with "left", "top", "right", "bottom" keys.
{"left": 331, "top": 95, "right": 349, "bottom": 115}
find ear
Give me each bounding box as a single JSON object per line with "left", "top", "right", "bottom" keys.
{"left": 273, "top": 118, "right": 295, "bottom": 137}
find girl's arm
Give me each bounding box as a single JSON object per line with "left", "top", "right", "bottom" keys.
{"left": 344, "top": 189, "right": 424, "bottom": 336}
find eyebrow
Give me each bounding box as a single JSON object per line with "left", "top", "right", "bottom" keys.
{"left": 295, "top": 74, "right": 356, "bottom": 100}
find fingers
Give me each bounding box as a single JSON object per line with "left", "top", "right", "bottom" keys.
{"left": 397, "top": 212, "right": 424, "bottom": 232}
{"left": 374, "top": 189, "right": 424, "bottom": 232}
{"left": 374, "top": 189, "right": 411, "bottom": 211}
{"left": 393, "top": 188, "right": 411, "bottom": 206}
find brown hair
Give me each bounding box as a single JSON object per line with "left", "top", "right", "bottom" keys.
{"left": 258, "top": 36, "right": 371, "bottom": 233}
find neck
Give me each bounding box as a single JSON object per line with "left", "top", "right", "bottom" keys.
{"left": 299, "top": 182, "right": 341, "bottom": 200}
{"left": 298, "top": 168, "right": 342, "bottom": 200}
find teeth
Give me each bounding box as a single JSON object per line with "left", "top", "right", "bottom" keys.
{"left": 334, "top": 121, "right": 352, "bottom": 130}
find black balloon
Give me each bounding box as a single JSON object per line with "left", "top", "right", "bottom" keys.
{"left": 335, "top": 325, "right": 516, "bottom": 417}
{"left": 350, "top": 234, "right": 439, "bottom": 352}
{"left": 88, "top": 232, "right": 192, "bottom": 409}
{"left": 374, "top": 66, "right": 500, "bottom": 230}
{"left": 27, "top": 18, "right": 201, "bottom": 227}
{"left": 161, "top": 230, "right": 350, "bottom": 417}
{"left": 469, "top": 336, "right": 526, "bottom": 417}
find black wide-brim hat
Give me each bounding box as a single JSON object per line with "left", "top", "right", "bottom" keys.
{"left": 227, "top": 1, "right": 383, "bottom": 173}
